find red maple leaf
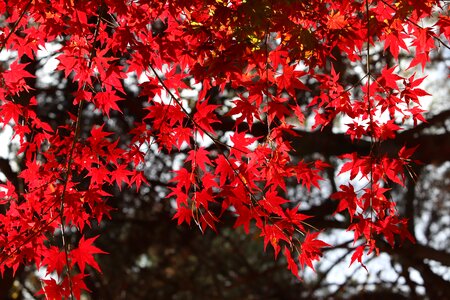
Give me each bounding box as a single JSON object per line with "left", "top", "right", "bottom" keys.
{"left": 41, "top": 246, "right": 67, "bottom": 275}
{"left": 233, "top": 204, "right": 252, "bottom": 234}
{"left": 299, "top": 232, "right": 330, "bottom": 271}
{"left": 327, "top": 11, "right": 347, "bottom": 30}
{"left": 284, "top": 247, "right": 300, "bottom": 279}
{"left": 350, "top": 245, "right": 367, "bottom": 271}
{"left": 110, "top": 164, "right": 133, "bottom": 189}
{"left": 37, "top": 278, "right": 67, "bottom": 300}
{"left": 173, "top": 205, "right": 193, "bottom": 225}
{"left": 70, "top": 235, "right": 107, "bottom": 273}
{"left": 228, "top": 97, "right": 261, "bottom": 129}
{"left": 186, "top": 147, "right": 212, "bottom": 171}
{"left": 94, "top": 91, "right": 124, "bottom": 116}
{"left": 193, "top": 100, "right": 220, "bottom": 137}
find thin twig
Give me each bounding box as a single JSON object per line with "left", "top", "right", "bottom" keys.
{"left": 58, "top": 6, "right": 104, "bottom": 299}
{"left": 365, "top": 0, "right": 376, "bottom": 240}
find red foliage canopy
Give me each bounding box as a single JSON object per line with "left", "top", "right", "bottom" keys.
{"left": 0, "top": 0, "right": 448, "bottom": 298}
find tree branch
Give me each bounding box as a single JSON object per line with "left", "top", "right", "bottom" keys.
{"left": 215, "top": 115, "right": 450, "bottom": 164}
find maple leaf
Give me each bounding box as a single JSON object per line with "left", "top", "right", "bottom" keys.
{"left": 37, "top": 278, "right": 67, "bottom": 300}
{"left": 173, "top": 205, "right": 193, "bottom": 225}
{"left": 228, "top": 98, "right": 261, "bottom": 129}
{"left": 338, "top": 153, "right": 376, "bottom": 181}
{"left": 437, "top": 15, "right": 450, "bottom": 41}
{"left": 383, "top": 23, "right": 409, "bottom": 59}
{"left": 260, "top": 223, "right": 290, "bottom": 258}
{"left": 173, "top": 126, "right": 192, "bottom": 150}
{"left": 89, "top": 124, "right": 113, "bottom": 141}
{"left": 291, "top": 104, "right": 305, "bottom": 125}
{"left": 296, "top": 161, "right": 322, "bottom": 191}
{"left": 381, "top": 158, "right": 405, "bottom": 186}
{"left": 408, "top": 52, "right": 429, "bottom": 71}
{"left": 201, "top": 172, "right": 219, "bottom": 190}
{"left": 70, "top": 235, "right": 107, "bottom": 273}
{"left": 70, "top": 273, "right": 91, "bottom": 300}
{"left": 186, "top": 147, "right": 213, "bottom": 171}
{"left": 406, "top": 106, "right": 427, "bottom": 126}
{"left": 130, "top": 171, "right": 149, "bottom": 191}
{"left": 170, "top": 167, "right": 194, "bottom": 192}
{"left": 110, "top": 164, "right": 133, "bottom": 189}
{"left": 193, "top": 100, "right": 220, "bottom": 137}
{"left": 229, "top": 131, "right": 258, "bottom": 159}
{"left": 88, "top": 166, "right": 110, "bottom": 186}
{"left": 194, "top": 189, "right": 215, "bottom": 209}
{"left": 73, "top": 90, "right": 93, "bottom": 105}
{"left": 0, "top": 181, "right": 16, "bottom": 205}
{"left": 397, "top": 218, "right": 416, "bottom": 245}
{"left": 260, "top": 188, "right": 289, "bottom": 217}
{"left": 275, "top": 65, "right": 308, "bottom": 94}
{"left": 283, "top": 205, "right": 311, "bottom": 232}
{"left": 199, "top": 209, "right": 219, "bottom": 232}
{"left": 2, "top": 61, "right": 35, "bottom": 94}
{"left": 215, "top": 155, "right": 235, "bottom": 186}
{"left": 378, "top": 120, "right": 401, "bottom": 141}
{"left": 265, "top": 99, "right": 291, "bottom": 124}
{"left": 284, "top": 247, "right": 300, "bottom": 280}
{"left": 327, "top": 11, "right": 347, "bottom": 30}
{"left": 350, "top": 245, "right": 367, "bottom": 271}
{"left": 41, "top": 246, "right": 67, "bottom": 275}
{"left": 379, "top": 66, "right": 403, "bottom": 90}
{"left": 233, "top": 204, "right": 252, "bottom": 234}
{"left": 168, "top": 186, "right": 189, "bottom": 207}
{"left": 0, "top": 101, "right": 22, "bottom": 124}
{"left": 299, "top": 232, "right": 330, "bottom": 271}
{"left": 94, "top": 91, "right": 124, "bottom": 116}
{"left": 38, "top": 274, "right": 91, "bottom": 300}
{"left": 398, "top": 145, "right": 419, "bottom": 162}
{"left": 376, "top": 216, "right": 401, "bottom": 247}
{"left": 347, "top": 217, "right": 372, "bottom": 244}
